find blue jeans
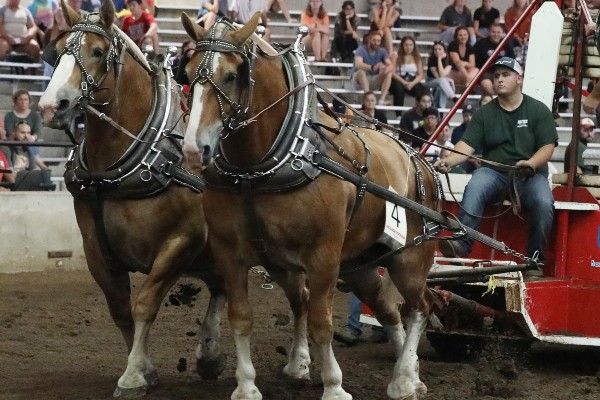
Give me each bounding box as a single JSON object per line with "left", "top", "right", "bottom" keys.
{"left": 455, "top": 167, "right": 554, "bottom": 261}
{"left": 346, "top": 293, "right": 386, "bottom": 334}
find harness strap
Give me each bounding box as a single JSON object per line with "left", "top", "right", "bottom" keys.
{"left": 314, "top": 82, "right": 519, "bottom": 174}
{"left": 240, "top": 181, "right": 270, "bottom": 262}
{"left": 313, "top": 152, "right": 520, "bottom": 257}
{"left": 164, "top": 163, "right": 205, "bottom": 192}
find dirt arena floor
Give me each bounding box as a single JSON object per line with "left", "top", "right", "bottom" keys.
{"left": 1, "top": 269, "right": 599, "bottom": 400}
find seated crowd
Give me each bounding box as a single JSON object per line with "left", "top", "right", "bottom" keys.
{"left": 0, "top": 0, "right": 568, "bottom": 190}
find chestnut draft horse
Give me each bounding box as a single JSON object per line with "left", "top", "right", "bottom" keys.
{"left": 182, "top": 13, "right": 440, "bottom": 400}
{"left": 38, "top": 1, "right": 226, "bottom": 396}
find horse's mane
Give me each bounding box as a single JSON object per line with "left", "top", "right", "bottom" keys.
{"left": 113, "top": 25, "right": 152, "bottom": 70}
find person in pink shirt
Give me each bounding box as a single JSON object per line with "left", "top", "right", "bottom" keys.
{"left": 121, "top": 0, "right": 159, "bottom": 53}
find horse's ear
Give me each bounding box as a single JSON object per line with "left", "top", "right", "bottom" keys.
{"left": 229, "top": 12, "right": 261, "bottom": 46}
{"left": 181, "top": 12, "right": 205, "bottom": 42}
{"left": 99, "top": 0, "right": 115, "bottom": 28}
{"left": 60, "top": 0, "right": 81, "bottom": 27}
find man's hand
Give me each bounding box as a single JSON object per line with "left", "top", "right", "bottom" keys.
{"left": 433, "top": 159, "right": 450, "bottom": 174}
{"left": 515, "top": 160, "right": 535, "bottom": 178}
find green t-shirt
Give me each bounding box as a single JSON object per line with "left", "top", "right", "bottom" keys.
{"left": 564, "top": 139, "right": 594, "bottom": 174}
{"left": 462, "top": 94, "right": 558, "bottom": 175}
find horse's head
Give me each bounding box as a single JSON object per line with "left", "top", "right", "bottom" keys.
{"left": 39, "top": 0, "right": 124, "bottom": 129}
{"left": 181, "top": 12, "right": 278, "bottom": 161}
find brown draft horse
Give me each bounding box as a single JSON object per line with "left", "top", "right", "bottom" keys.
{"left": 181, "top": 13, "right": 439, "bottom": 400}
{"left": 38, "top": 1, "right": 226, "bottom": 396}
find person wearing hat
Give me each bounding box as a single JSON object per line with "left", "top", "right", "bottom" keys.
{"left": 433, "top": 57, "right": 558, "bottom": 276}
{"left": 564, "top": 118, "right": 597, "bottom": 174}
{"left": 452, "top": 103, "right": 481, "bottom": 173}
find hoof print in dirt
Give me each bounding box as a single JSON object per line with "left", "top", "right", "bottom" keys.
{"left": 497, "top": 360, "right": 519, "bottom": 380}
{"left": 275, "top": 345, "right": 288, "bottom": 356}
{"left": 177, "top": 357, "right": 187, "bottom": 372}
{"left": 197, "top": 354, "right": 227, "bottom": 380}
{"left": 273, "top": 312, "right": 290, "bottom": 326}
{"left": 168, "top": 283, "right": 201, "bottom": 306}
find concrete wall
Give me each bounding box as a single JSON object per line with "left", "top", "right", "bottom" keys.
{"left": 0, "top": 192, "right": 87, "bottom": 273}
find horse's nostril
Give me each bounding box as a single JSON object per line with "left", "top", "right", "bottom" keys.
{"left": 57, "top": 99, "right": 70, "bottom": 112}
{"left": 202, "top": 145, "right": 211, "bottom": 158}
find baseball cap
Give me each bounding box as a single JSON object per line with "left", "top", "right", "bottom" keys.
{"left": 490, "top": 57, "right": 523, "bottom": 75}
{"left": 581, "top": 117, "right": 595, "bottom": 127}
{"left": 462, "top": 103, "right": 477, "bottom": 115}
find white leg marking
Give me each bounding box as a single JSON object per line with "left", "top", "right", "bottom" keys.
{"left": 231, "top": 333, "right": 262, "bottom": 400}
{"left": 319, "top": 343, "right": 352, "bottom": 400}
{"left": 387, "top": 311, "right": 427, "bottom": 399}
{"left": 386, "top": 323, "right": 406, "bottom": 359}
{"left": 117, "top": 321, "right": 156, "bottom": 390}
{"left": 283, "top": 312, "right": 311, "bottom": 379}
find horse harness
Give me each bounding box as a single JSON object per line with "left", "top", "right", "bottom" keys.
{"left": 44, "top": 14, "right": 205, "bottom": 199}
{"left": 188, "top": 20, "right": 492, "bottom": 272}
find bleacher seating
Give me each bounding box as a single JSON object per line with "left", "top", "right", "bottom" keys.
{"left": 0, "top": 2, "right": 591, "bottom": 191}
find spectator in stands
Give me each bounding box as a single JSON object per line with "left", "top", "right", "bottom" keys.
{"left": 451, "top": 103, "right": 475, "bottom": 145}
{"left": 448, "top": 26, "right": 479, "bottom": 87}
{"left": 423, "top": 123, "right": 453, "bottom": 163}
{"left": 411, "top": 107, "right": 439, "bottom": 150}
{"left": 300, "top": 0, "right": 330, "bottom": 62}
{"left": 67, "top": 0, "right": 82, "bottom": 13}
{"left": 473, "top": 0, "right": 500, "bottom": 40}
{"left": 0, "top": 0, "right": 41, "bottom": 62}
{"left": 174, "top": 39, "right": 195, "bottom": 86}
{"left": 28, "top": 0, "right": 57, "bottom": 34}
{"left": 438, "top": 0, "right": 475, "bottom": 46}
{"left": 4, "top": 89, "right": 46, "bottom": 169}
{"left": 42, "top": 8, "right": 67, "bottom": 87}
{"left": 0, "top": 147, "right": 14, "bottom": 188}
{"left": 433, "top": 57, "right": 557, "bottom": 275}
{"left": 504, "top": 0, "right": 532, "bottom": 64}
{"left": 0, "top": 115, "right": 6, "bottom": 141}
{"left": 399, "top": 91, "right": 434, "bottom": 142}
{"left": 196, "top": 0, "right": 219, "bottom": 29}
{"left": 352, "top": 30, "right": 393, "bottom": 106}
{"left": 425, "top": 41, "right": 456, "bottom": 110}
{"left": 231, "top": 0, "right": 270, "bottom": 41}
{"left": 564, "top": 118, "right": 597, "bottom": 174}
{"left": 333, "top": 1, "right": 360, "bottom": 63}
{"left": 451, "top": 103, "right": 481, "bottom": 173}
{"left": 370, "top": 0, "right": 400, "bottom": 57}
{"left": 268, "top": 0, "right": 295, "bottom": 24}
{"left": 353, "top": 91, "right": 387, "bottom": 130}
{"left": 80, "top": 0, "right": 100, "bottom": 13}
{"left": 121, "top": 0, "right": 159, "bottom": 54}
{"left": 390, "top": 36, "right": 425, "bottom": 109}
{"left": 333, "top": 293, "right": 388, "bottom": 345}
{"left": 473, "top": 23, "right": 514, "bottom": 96}
{"left": 479, "top": 93, "right": 493, "bottom": 106}
{"left": 8, "top": 120, "right": 36, "bottom": 174}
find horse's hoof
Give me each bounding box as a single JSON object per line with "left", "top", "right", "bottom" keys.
{"left": 415, "top": 381, "right": 427, "bottom": 396}
{"left": 113, "top": 385, "right": 148, "bottom": 398}
{"left": 387, "top": 381, "right": 417, "bottom": 400}
{"left": 322, "top": 390, "right": 352, "bottom": 400}
{"left": 197, "top": 353, "right": 227, "bottom": 380}
{"left": 113, "top": 371, "right": 159, "bottom": 398}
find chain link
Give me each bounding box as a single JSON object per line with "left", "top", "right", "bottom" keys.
{"left": 250, "top": 266, "right": 274, "bottom": 290}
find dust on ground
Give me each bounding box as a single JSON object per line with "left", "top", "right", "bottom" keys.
{"left": 1, "top": 270, "right": 599, "bottom": 400}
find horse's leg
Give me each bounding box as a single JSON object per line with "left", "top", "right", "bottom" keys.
{"left": 195, "top": 270, "right": 228, "bottom": 380}
{"left": 115, "top": 242, "right": 195, "bottom": 396}
{"left": 306, "top": 257, "right": 352, "bottom": 400}
{"left": 386, "top": 247, "right": 435, "bottom": 400}
{"left": 216, "top": 253, "right": 262, "bottom": 400}
{"left": 267, "top": 268, "right": 311, "bottom": 380}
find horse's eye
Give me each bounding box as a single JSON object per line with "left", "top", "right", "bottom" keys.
{"left": 92, "top": 48, "right": 104, "bottom": 58}
{"left": 224, "top": 72, "right": 237, "bottom": 83}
